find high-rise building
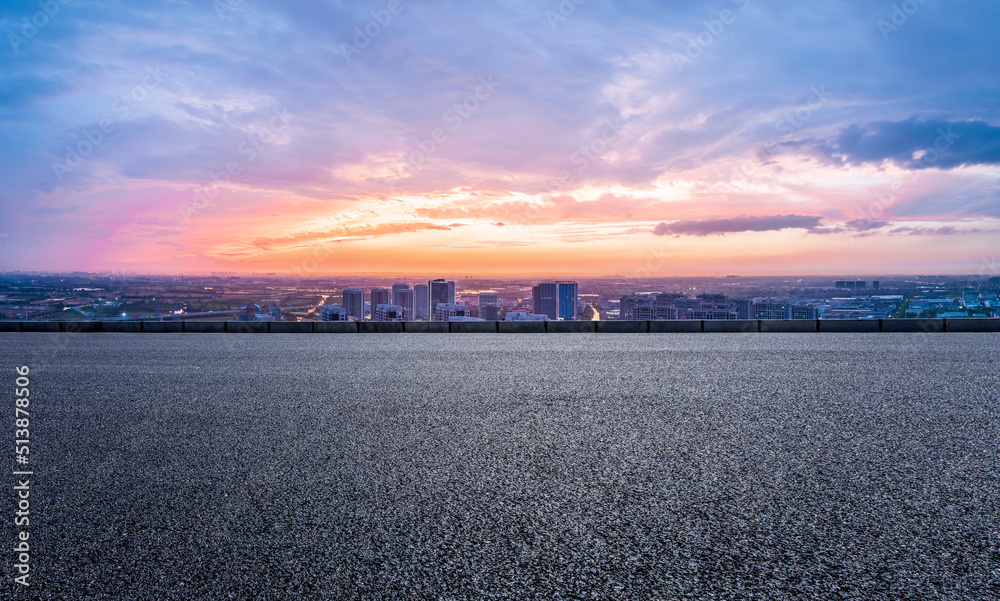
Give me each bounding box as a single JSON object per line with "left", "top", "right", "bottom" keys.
{"left": 689, "top": 309, "right": 736, "bottom": 320}
{"left": 320, "top": 305, "right": 348, "bottom": 321}
{"left": 532, "top": 283, "right": 558, "bottom": 319}
{"left": 729, "top": 298, "right": 752, "bottom": 320}
{"left": 391, "top": 284, "right": 411, "bottom": 304}
{"left": 556, "top": 282, "right": 578, "bottom": 320}
{"left": 620, "top": 294, "right": 658, "bottom": 320}
{"left": 432, "top": 302, "right": 468, "bottom": 321}
{"left": 656, "top": 293, "right": 685, "bottom": 306}
{"left": 504, "top": 311, "right": 548, "bottom": 321}
{"left": 872, "top": 281, "right": 880, "bottom": 291}
{"left": 790, "top": 305, "right": 819, "bottom": 320}
{"left": 414, "top": 284, "right": 430, "bottom": 320}
{"left": 479, "top": 292, "right": 500, "bottom": 321}
{"left": 752, "top": 301, "right": 790, "bottom": 320}
{"left": 394, "top": 288, "right": 414, "bottom": 321}
{"left": 429, "top": 280, "right": 456, "bottom": 320}
{"left": 374, "top": 304, "right": 404, "bottom": 321}
{"left": 238, "top": 303, "right": 258, "bottom": 321}
{"left": 371, "top": 288, "right": 391, "bottom": 309}
{"left": 697, "top": 293, "right": 727, "bottom": 305}
{"left": 342, "top": 289, "right": 365, "bottom": 321}
{"left": 835, "top": 281, "right": 847, "bottom": 288}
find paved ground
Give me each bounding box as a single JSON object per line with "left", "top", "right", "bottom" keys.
{"left": 2, "top": 333, "right": 998, "bottom": 599}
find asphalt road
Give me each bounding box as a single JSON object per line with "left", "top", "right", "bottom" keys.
{"left": 2, "top": 333, "right": 998, "bottom": 599}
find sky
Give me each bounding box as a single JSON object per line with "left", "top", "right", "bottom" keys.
{"left": 1, "top": 0, "right": 998, "bottom": 277}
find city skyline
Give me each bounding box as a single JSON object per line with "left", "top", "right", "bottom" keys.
{"left": 1, "top": 2, "right": 998, "bottom": 276}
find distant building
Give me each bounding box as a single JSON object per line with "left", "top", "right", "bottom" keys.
{"left": 370, "top": 288, "right": 391, "bottom": 310}
{"left": 414, "top": 284, "right": 430, "bottom": 320}
{"left": 656, "top": 293, "right": 685, "bottom": 306}
{"left": 270, "top": 306, "right": 281, "bottom": 320}
{"left": 504, "top": 311, "right": 548, "bottom": 321}
{"left": 448, "top": 316, "right": 485, "bottom": 321}
{"left": 697, "top": 293, "right": 727, "bottom": 305}
{"left": 480, "top": 305, "right": 502, "bottom": 320}
{"left": 620, "top": 295, "right": 676, "bottom": 320}
{"left": 433, "top": 302, "right": 468, "bottom": 321}
{"left": 791, "top": 305, "right": 819, "bottom": 320}
{"left": 729, "top": 298, "right": 752, "bottom": 320}
{"left": 557, "top": 282, "right": 578, "bottom": 320}
{"left": 342, "top": 289, "right": 365, "bottom": 321}
{"left": 374, "top": 304, "right": 404, "bottom": 321}
{"left": 394, "top": 288, "right": 414, "bottom": 321}
{"left": 391, "top": 284, "right": 410, "bottom": 303}
{"left": 689, "top": 309, "right": 735, "bottom": 320}
{"left": 479, "top": 292, "right": 500, "bottom": 321}
{"left": 238, "top": 303, "right": 258, "bottom": 321}
{"left": 429, "top": 280, "right": 456, "bottom": 320}
{"left": 753, "top": 301, "right": 791, "bottom": 320}
{"left": 835, "top": 281, "right": 847, "bottom": 289}
{"left": 872, "top": 281, "right": 880, "bottom": 291}
{"left": 532, "top": 283, "right": 559, "bottom": 319}
{"left": 320, "top": 305, "right": 348, "bottom": 321}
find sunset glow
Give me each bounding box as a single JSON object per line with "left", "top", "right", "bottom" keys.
{"left": 2, "top": 1, "right": 998, "bottom": 275}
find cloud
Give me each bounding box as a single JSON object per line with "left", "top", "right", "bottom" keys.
{"left": 250, "top": 222, "right": 462, "bottom": 249}
{"left": 811, "top": 117, "right": 1000, "bottom": 170}
{"left": 888, "top": 225, "right": 976, "bottom": 236}
{"left": 844, "top": 219, "right": 890, "bottom": 231}
{"left": 652, "top": 214, "right": 822, "bottom": 237}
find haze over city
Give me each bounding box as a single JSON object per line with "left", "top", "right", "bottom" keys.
{"left": 1, "top": 1, "right": 998, "bottom": 276}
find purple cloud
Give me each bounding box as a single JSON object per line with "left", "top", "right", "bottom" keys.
{"left": 652, "top": 214, "right": 822, "bottom": 237}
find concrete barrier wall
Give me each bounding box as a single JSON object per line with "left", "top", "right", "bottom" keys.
{"left": 946, "top": 318, "right": 1000, "bottom": 332}
{"left": 1, "top": 318, "right": 998, "bottom": 333}
{"left": 706, "top": 320, "right": 759, "bottom": 333}
{"left": 450, "top": 321, "right": 499, "bottom": 333}
{"left": 547, "top": 321, "right": 597, "bottom": 333}
{"left": 314, "top": 322, "right": 357, "bottom": 333}
{"left": 269, "top": 322, "right": 313, "bottom": 333}
{"left": 142, "top": 322, "right": 184, "bottom": 333}
{"left": 597, "top": 321, "right": 648, "bottom": 333}
{"left": 358, "top": 322, "right": 405, "bottom": 333}
{"left": 818, "top": 320, "right": 880, "bottom": 333}
{"left": 650, "top": 320, "right": 702, "bottom": 333}
{"left": 499, "top": 321, "right": 546, "bottom": 333}
{"left": 403, "top": 322, "right": 448, "bottom": 333}
{"left": 881, "top": 319, "right": 943, "bottom": 333}
{"left": 760, "top": 320, "right": 816, "bottom": 333}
